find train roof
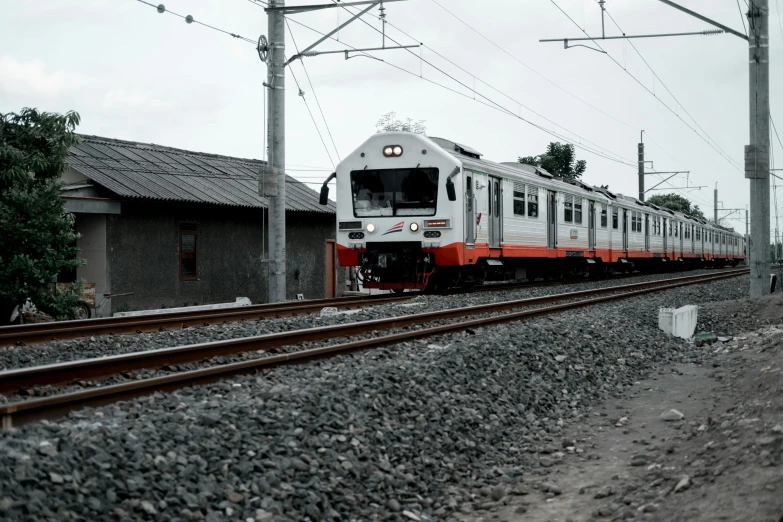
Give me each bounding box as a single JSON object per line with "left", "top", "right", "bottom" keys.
{"left": 425, "top": 135, "right": 740, "bottom": 235}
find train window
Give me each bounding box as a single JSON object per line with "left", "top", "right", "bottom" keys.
{"left": 564, "top": 195, "right": 573, "bottom": 223}
{"left": 488, "top": 183, "right": 492, "bottom": 217}
{"left": 494, "top": 181, "right": 500, "bottom": 217}
{"left": 527, "top": 187, "right": 539, "bottom": 218}
{"left": 674, "top": 223, "right": 678, "bottom": 237}
{"left": 600, "top": 205, "right": 607, "bottom": 227}
{"left": 513, "top": 182, "right": 525, "bottom": 216}
{"left": 574, "top": 199, "right": 583, "bottom": 225}
{"left": 612, "top": 208, "right": 618, "bottom": 229}
{"left": 350, "top": 168, "right": 439, "bottom": 217}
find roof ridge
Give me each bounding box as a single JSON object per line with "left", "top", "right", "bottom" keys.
{"left": 76, "top": 133, "right": 265, "bottom": 166}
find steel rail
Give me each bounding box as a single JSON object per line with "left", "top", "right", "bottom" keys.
{"left": 0, "top": 267, "right": 744, "bottom": 348}
{"left": 0, "top": 269, "right": 747, "bottom": 427}
{"left": 0, "top": 293, "right": 415, "bottom": 348}
{"left": 0, "top": 269, "right": 747, "bottom": 393}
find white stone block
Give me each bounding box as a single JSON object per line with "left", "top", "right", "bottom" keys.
{"left": 658, "top": 305, "right": 698, "bottom": 340}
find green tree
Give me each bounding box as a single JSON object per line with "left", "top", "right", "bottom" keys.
{"left": 646, "top": 193, "right": 706, "bottom": 221}
{"left": 375, "top": 111, "right": 426, "bottom": 134}
{"left": 519, "top": 142, "right": 586, "bottom": 182}
{"left": 0, "top": 108, "right": 84, "bottom": 322}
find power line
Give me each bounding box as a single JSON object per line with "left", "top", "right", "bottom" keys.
{"left": 738, "top": 0, "right": 749, "bottom": 36}
{"left": 598, "top": 2, "right": 743, "bottom": 172}
{"left": 427, "top": 0, "right": 638, "bottom": 131}
{"left": 286, "top": 60, "right": 337, "bottom": 168}
{"left": 282, "top": 16, "right": 637, "bottom": 168}
{"left": 286, "top": 19, "right": 342, "bottom": 163}
{"left": 549, "top": 0, "right": 743, "bottom": 175}
{"left": 329, "top": 0, "right": 633, "bottom": 165}
{"left": 136, "top": 0, "right": 257, "bottom": 44}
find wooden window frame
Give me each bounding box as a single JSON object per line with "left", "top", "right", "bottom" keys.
{"left": 179, "top": 223, "right": 199, "bottom": 281}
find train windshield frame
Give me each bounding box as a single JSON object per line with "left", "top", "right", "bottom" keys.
{"left": 350, "top": 168, "right": 439, "bottom": 217}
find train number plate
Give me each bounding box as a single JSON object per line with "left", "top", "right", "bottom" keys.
{"left": 565, "top": 251, "right": 584, "bottom": 257}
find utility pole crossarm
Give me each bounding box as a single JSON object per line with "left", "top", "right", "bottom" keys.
{"left": 657, "top": 0, "right": 748, "bottom": 41}
{"left": 285, "top": 2, "right": 379, "bottom": 65}
{"left": 266, "top": 0, "right": 404, "bottom": 14}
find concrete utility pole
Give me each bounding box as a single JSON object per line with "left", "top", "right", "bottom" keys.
{"left": 747, "top": 0, "right": 771, "bottom": 296}
{"left": 714, "top": 184, "right": 718, "bottom": 223}
{"left": 638, "top": 135, "right": 645, "bottom": 202}
{"left": 259, "top": 0, "right": 415, "bottom": 303}
{"left": 265, "top": 0, "right": 287, "bottom": 304}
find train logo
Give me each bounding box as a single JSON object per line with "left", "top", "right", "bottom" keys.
{"left": 382, "top": 222, "right": 405, "bottom": 235}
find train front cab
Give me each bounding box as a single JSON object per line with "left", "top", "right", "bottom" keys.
{"left": 333, "top": 133, "right": 466, "bottom": 291}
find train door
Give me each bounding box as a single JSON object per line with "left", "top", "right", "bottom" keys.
{"left": 465, "top": 173, "right": 475, "bottom": 245}
{"left": 679, "top": 222, "right": 683, "bottom": 253}
{"left": 588, "top": 201, "right": 596, "bottom": 252}
{"left": 488, "top": 177, "right": 502, "bottom": 248}
{"left": 644, "top": 214, "right": 650, "bottom": 251}
{"left": 621, "top": 209, "right": 628, "bottom": 252}
{"left": 691, "top": 225, "right": 695, "bottom": 253}
{"left": 663, "top": 217, "right": 668, "bottom": 252}
{"left": 547, "top": 190, "right": 557, "bottom": 249}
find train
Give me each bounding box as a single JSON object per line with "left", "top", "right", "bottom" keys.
{"left": 319, "top": 132, "right": 745, "bottom": 292}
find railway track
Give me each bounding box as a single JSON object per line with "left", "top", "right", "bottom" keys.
{"left": 0, "top": 268, "right": 748, "bottom": 428}
{"left": 0, "top": 268, "right": 740, "bottom": 348}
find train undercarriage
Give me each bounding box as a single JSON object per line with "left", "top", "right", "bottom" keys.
{"left": 357, "top": 242, "right": 743, "bottom": 292}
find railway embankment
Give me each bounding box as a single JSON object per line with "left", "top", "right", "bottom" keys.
{"left": 0, "top": 274, "right": 780, "bottom": 521}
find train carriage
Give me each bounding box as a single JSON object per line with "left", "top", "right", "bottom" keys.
{"left": 322, "top": 132, "right": 745, "bottom": 291}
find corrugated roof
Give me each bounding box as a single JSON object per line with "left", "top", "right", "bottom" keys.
{"left": 67, "top": 135, "right": 335, "bottom": 213}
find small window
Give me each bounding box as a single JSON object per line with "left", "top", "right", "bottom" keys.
{"left": 612, "top": 209, "right": 618, "bottom": 229}
{"left": 564, "top": 195, "right": 573, "bottom": 223}
{"left": 527, "top": 186, "right": 539, "bottom": 218}
{"left": 600, "top": 205, "right": 607, "bottom": 228}
{"left": 513, "top": 182, "right": 525, "bottom": 216}
{"left": 674, "top": 223, "right": 678, "bottom": 237}
{"left": 574, "top": 199, "right": 583, "bottom": 225}
{"left": 179, "top": 223, "right": 198, "bottom": 280}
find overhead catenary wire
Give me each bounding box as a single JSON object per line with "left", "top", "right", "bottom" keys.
{"left": 427, "top": 0, "right": 638, "bottom": 131}
{"left": 286, "top": 19, "right": 341, "bottom": 163}
{"left": 327, "top": 0, "right": 633, "bottom": 166}
{"left": 286, "top": 58, "right": 336, "bottom": 168}
{"left": 136, "top": 0, "right": 257, "bottom": 44}
{"left": 597, "top": 2, "right": 743, "bottom": 172}
{"left": 548, "top": 0, "right": 744, "bottom": 175}
{"left": 281, "top": 16, "right": 637, "bottom": 168}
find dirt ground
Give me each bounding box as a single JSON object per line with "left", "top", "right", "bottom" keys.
{"left": 466, "top": 294, "right": 783, "bottom": 522}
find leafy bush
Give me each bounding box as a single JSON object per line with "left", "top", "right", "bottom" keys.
{"left": 0, "top": 108, "right": 84, "bottom": 322}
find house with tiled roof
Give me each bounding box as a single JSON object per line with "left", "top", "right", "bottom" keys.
{"left": 60, "top": 134, "right": 342, "bottom": 316}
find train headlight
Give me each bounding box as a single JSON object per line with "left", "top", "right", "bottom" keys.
{"left": 366, "top": 222, "right": 376, "bottom": 233}
{"left": 383, "top": 145, "right": 403, "bottom": 157}
{"left": 410, "top": 222, "right": 419, "bottom": 232}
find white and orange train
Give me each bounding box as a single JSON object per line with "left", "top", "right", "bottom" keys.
{"left": 319, "top": 132, "right": 745, "bottom": 291}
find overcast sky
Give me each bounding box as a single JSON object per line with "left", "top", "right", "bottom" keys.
{"left": 2, "top": 0, "right": 781, "bottom": 236}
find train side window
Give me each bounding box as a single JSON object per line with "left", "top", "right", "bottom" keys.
{"left": 612, "top": 208, "right": 618, "bottom": 229}
{"left": 564, "top": 195, "right": 573, "bottom": 223}
{"left": 600, "top": 205, "right": 607, "bottom": 227}
{"left": 527, "top": 186, "right": 539, "bottom": 218}
{"left": 574, "top": 199, "right": 583, "bottom": 225}
{"left": 488, "top": 183, "right": 492, "bottom": 216}
{"left": 513, "top": 182, "right": 525, "bottom": 216}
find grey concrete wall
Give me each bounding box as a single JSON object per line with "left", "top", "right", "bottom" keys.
{"left": 106, "top": 201, "right": 342, "bottom": 313}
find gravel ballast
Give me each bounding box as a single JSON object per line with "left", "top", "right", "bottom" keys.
{"left": 0, "top": 274, "right": 765, "bottom": 522}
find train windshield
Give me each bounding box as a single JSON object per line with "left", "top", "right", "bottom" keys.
{"left": 350, "top": 168, "right": 439, "bottom": 217}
